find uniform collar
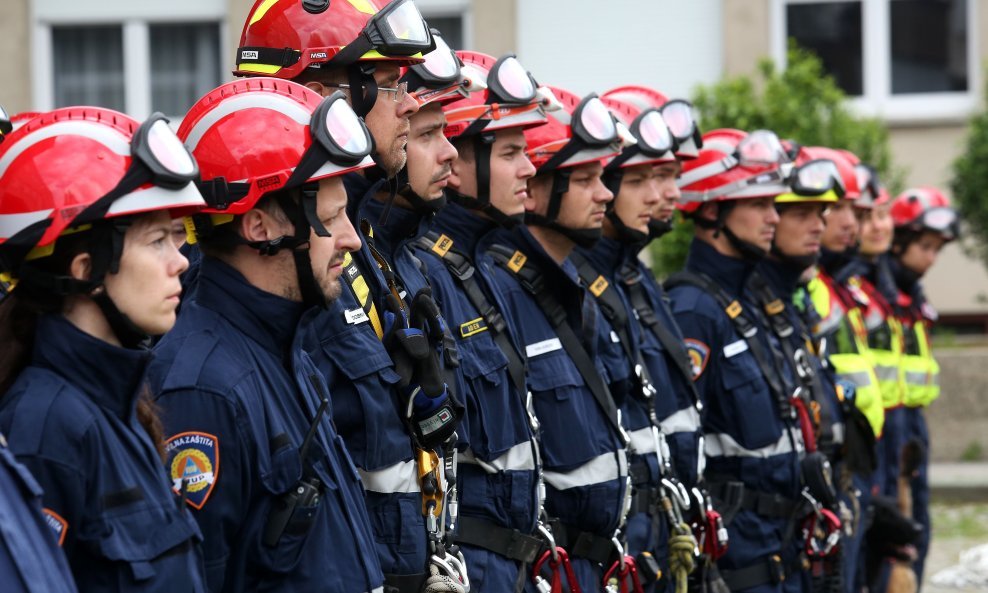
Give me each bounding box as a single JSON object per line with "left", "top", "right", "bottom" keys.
{"left": 685, "top": 237, "right": 753, "bottom": 296}
{"left": 33, "top": 314, "right": 149, "bottom": 419}
{"left": 577, "top": 236, "right": 630, "bottom": 274}
{"left": 196, "top": 257, "right": 305, "bottom": 358}
{"left": 361, "top": 197, "right": 430, "bottom": 261}
{"left": 758, "top": 258, "right": 805, "bottom": 301}
{"left": 433, "top": 202, "right": 496, "bottom": 256}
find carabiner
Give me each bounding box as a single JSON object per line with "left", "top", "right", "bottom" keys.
{"left": 603, "top": 555, "right": 644, "bottom": 593}
{"left": 533, "top": 547, "right": 581, "bottom": 593}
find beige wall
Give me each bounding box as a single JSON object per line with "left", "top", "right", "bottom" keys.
{"left": 0, "top": 0, "right": 33, "bottom": 115}
{"left": 225, "top": 0, "right": 255, "bottom": 79}
{"left": 722, "top": 0, "right": 771, "bottom": 78}
{"left": 470, "top": 0, "right": 516, "bottom": 55}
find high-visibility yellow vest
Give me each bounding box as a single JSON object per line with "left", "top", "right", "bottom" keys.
{"left": 900, "top": 315, "right": 940, "bottom": 408}
{"left": 808, "top": 271, "right": 885, "bottom": 438}
{"left": 849, "top": 275, "right": 906, "bottom": 411}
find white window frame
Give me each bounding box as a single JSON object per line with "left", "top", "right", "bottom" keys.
{"left": 31, "top": 0, "right": 227, "bottom": 120}
{"left": 770, "top": 0, "right": 980, "bottom": 124}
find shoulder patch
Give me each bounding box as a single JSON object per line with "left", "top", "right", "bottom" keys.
{"left": 165, "top": 432, "right": 220, "bottom": 510}
{"left": 684, "top": 338, "right": 710, "bottom": 380}
{"left": 42, "top": 508, "right": 68, "bottom": 546}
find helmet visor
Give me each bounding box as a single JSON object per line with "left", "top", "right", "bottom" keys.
{"left": 791, "top": 158, "right": 845, "bottom": 198}
{"left": 315, "top": 92, "right": 374, "bottom": 163}
{"left": 575, "top": 96, "right": 618, "bottom": 144}
{"left": 660, "top": 99, "right": 698, "bottom": 143}
{"left": 487, "top": 55, "right": 537, "bottom": 104}
{"left": 133, "top": 114, "right": 199, "bottom": 189}
{"left": 378, "top": 0, "right": 431, "bottom": 51}
{"left": 920, "top": 206, "right": 960, "bottom": 239}
{"left": 632, "top": 109, "right": 675, "bottom": 155}
{"left": 414, "top": 30, "right": 460, "bottom": 84}
{"left": 737, "top": 130, "right": 788, "bottom": 167}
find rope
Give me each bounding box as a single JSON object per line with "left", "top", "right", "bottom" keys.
{"left": 669, "top": 524, "right": 697, "bottom": 593}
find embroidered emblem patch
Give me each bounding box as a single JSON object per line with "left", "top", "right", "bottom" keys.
{"left": 432, "top": 234, "right": 454, "bottom": 257}
{"left": 589, "top": 275, "right": 609, "bottom": 297}
{"left": 684, "top": 338, "right": 710, "bottom": 380}
{"left": 42, "top": 508, "right": 68, "bottom": 546}
{"left": 166, "top": 432, "right": 219, "bottom": 510}
{"left": 460, "top": 317, "right": 487, "bottom": 338}
{"left": 507, "top": 251, "right": 527, "bottom": 273}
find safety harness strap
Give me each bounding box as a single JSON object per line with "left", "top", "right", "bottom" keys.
{"left": 664, "top": 270, "right": 792, "bottom": 420}
{"left": 719, "top": 554, "right": 805, "bottom": 591}
{"left": 414, "top": 232, "right": 528, "bottom": 396}
{"left": 456, "top": 516, "right": 544, "bottom": 563}
{"left": 547, "top": 519, "right": 616, "bottom": 565}
{"left": 488, "top": 244, "right": 625, "bottom": 440}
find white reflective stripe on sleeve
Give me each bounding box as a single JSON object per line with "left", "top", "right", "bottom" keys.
{"left": 904, "top": 370, "right": 929, "bottom": 386}
{"left": 370, "top": 588, "right": 384, "bottom": 593}
{"left": 830, "top": 422, "right": 845, "bottom": 445}
{"left": 358, "top": 459, "right": 420, "bottom": 493}
{"left": 873, "top": 365, "right": 899, "bottom": 382}
{"left": 628, "top": 427, "right": 657, "bottom": 455}
{"left": 659, "top": 406, "right": 702, "bottom": 435}
{"left": 837, "top": 370, "right": 874, "bottom": 387}
{"left": 458, "top": 441, "right": 537, "bottom": 473}
{"left": 543, "top": 449, "right": 628, "bottom": 491}
{"left": 704, "top": 427, "right": 803, "bottom": 459}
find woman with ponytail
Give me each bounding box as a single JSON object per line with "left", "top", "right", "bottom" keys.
{"left": 0, "top": 107, "right": 207, "bottom": 592}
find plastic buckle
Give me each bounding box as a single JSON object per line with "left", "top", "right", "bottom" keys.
{"left": 768, "top": 554, "right": 786, "bottom": 584}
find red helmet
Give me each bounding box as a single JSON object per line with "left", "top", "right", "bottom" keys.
{"left": 677, "top": 128, "right": 791, "bottom": 214}
{"left": 891, "top": 186, "right": 959, "bottom": 241}
{"left": 838, "top": 149, "right": 889, "bottom": 209}
{"left": 0, "top": 107, "right": 204, "bottom": 270}
{"left": 443, "top": 52, "right": 548, "bottom": 140}
{"left": 601, "top": 96, "right": 676, "bottom": 169}
{"left": 178, "top": 78, "right": 374, "bottom": 217}
{"left": 602, "top": 85, "right": 702, "bottom": 159}
{"left": 525, "top": 85, "right": 621, "bottom": 173}
{"left": 399, "top": 28, "right": 471, "bottom": 107}
{"left": 774, "top": 144, "right": 859, "bottom": 205}
{"left": 235, "top": 0, "right": 434, "bottom": 79}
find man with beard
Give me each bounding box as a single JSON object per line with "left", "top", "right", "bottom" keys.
{"left": 406, "top": 50, "right": 551, "bottom": 592}
{"left": 478, "top": 85, "right": 633, "bottom": 592}
{"left": 235, "top": 4, "right": 468, "bottom": 591}
{"left": 666, "top": 129, "right": 808, "bottom": 593}
{"left": 149, "top": 79, "right": 382, "bottom": 593}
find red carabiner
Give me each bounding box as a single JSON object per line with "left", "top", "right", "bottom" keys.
{"left": 602, "top": 555, "right": 644, "bottom": 593}
{"left": 533, "top": 547, "right": 582, "bottom": 593}
{"left": 803, "top": 508, "right": 842, "bottom": 558}
{"left": 704, "top": 509, "right": 729, "bottom": 560}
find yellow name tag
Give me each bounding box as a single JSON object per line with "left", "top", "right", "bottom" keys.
{"left": 432, "top": 234, "right": 454, "bottom": 257}
{"left": 460, "top": 317, "right": 487, "bottom": 338}
{"left": 508, "top": 251, "right": 527, "bottom": 273}
{"left": 589, "top": 275, "right": 609, "bottom": 297}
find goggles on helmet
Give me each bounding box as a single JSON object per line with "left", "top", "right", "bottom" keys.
{"left": 916, "top": 206, "right": 960, "bottom": 239}
{"left": 539, "top": 94, "right": 620, "bottom": 171}
{"left": 854, "top": 164, "right": 882, "bottom": 199}
{"left": 679, "top": 166, "right": 791, "bottom": 203}
{"left": 0, "top": 105, "right": 11, "bottom": 139}
{"left": 631, "top": 109, "right": 675, "bottom": 156}
{"left": 487, "top": 55, "right": 538, "bottom": 105}
{"left": 788, "top": 158, "right": 846, "bottom": 199}
{"left": 404, "top": 30, "right": 469, "bottom": 106}
{"left": 660, "top": 99, "right": 701, "bottom": 145}
{"left": 736, "top": 130, "right": 789, "bottom": 167}
{"left": 330, "top": 0, "right": 434, "bottom": 67}
{"left": 73, "top": 113, "right": 200, "bottom": 225}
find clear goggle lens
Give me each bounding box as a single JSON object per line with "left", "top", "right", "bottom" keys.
{"left": 492, "top": 57, "right": 536, "bottom": 103}
{"left": 420, "top": 33, "right": 458, "bottom": 80}
{"left": 660, "top": 100, "right": 697, "bottom": 141}
{"left": 146, "top": 119, "right": 196, "bottom": 176}
{"left": 922, "top": 207, "right": 958, "bottom": 233}
{"left": 737, "top": 130, "right": 788, "bottom": 166}
{"left": 795, "top": 159, "right": 844, "bottom": 194}
{"left": 385, "top": 1, "right": 429, "bottom": 44}
{"left": 580, "top": 97, "right": 618, "bottom": 143}
{"left": 324, "top": 97, "right": 370, "bottom": 155}
{"left": 635, "top": 109, "right": 674, "bottom": 154}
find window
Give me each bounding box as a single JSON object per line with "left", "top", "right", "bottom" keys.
{"left": 773, "top": 0, "right": 978, "bottom": 122}
{"left": 52, "top": 26, "right": 125, "bottom": 111}
{"left": 150, "top": 24, "right": 222, "bottom": 116}
{"left": 425, "top": 15, "right": 464, "bottom": 50}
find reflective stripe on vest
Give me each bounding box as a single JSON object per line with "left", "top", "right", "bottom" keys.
{"left": 831, "top": 353, "right": 885, "bottom": 437}
{"left": 902, "top": 321, "right": 941, "bottom": 407}
{"left": 458, "top": 441, "right": 537, "bottom": 473}
{"left": 543, "top": 449, "right": 628, "bottom": 491}
{"left": 359, "top": 459, "right": 420, "bottom": 493}
{"left": 659, "top": 405, "right": 702, "bottom": 436}
{"left": 704, "top": 427, "right": 805, "bottom": 459}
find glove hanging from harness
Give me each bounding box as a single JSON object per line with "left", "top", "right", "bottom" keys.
{"left": 385, "top": 287, "right": 464, "bottom": 448}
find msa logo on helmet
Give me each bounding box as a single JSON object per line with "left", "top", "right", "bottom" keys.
{"left": 310, "top": 52, "right": 328, "bottom": 60}
{"left": 240, "top": 50, "right": 259, "bottom": 61}
{"left": 256, "top": 175, "right": 281, "bottom": 190}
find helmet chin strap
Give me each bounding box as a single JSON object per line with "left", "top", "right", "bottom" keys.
{"left": 770, "top": 241, "right": 820, "bottom": 270}
{"left": 446, "top": 131, "right": 525, "bottom": 228}
{"left": 695, "top": 201, "right": 767, "bottom": 261}
{"left": 602, "top": 169, "right": 649, "bottom": 245}
{"left": 523, "top": 169, "right": 604, "bottom": 249}
{"left": 646, "top": 218, "right": 673, "bottom": 241}
{"left": 393, "top": 166, "right": 447, "bottom": 216}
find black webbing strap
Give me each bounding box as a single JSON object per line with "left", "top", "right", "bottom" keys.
{"left": 547, "top": 519, "right": 616, "bottom": 565}
{"left": 569, "top": 251, "right": 634, "bottom": 363}
{"left": 487, "top": 244, "right": 626, "bottom": 441}
{"left": 383, "top": 572, "right": 428, "bottom": 593}
{"left": 719, "top": 554, "right": 805, "bottom": 591}
{"left": 456, "top": 516, "right": 544, "bottom": 563}
{"left": 618, "top": 263, "right": 701, "bottom": 407}
{"left": 414, "top": 232, "right": 527, "bottom": 395}
{"left": 664, "top": 270, "right": 792, "bottom": 420}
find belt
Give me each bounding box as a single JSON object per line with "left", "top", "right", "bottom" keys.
{"left": 456, "top": 516, "right": 544, "bottom": 563}
{"left": 720, "top": 554, "right": 807, "bottom": 590}
{"left": 628, "top": 458, "right": 651, "bottom": 488}
{"left": 629, "top": 486, "right": 659, "bottom": 516}
{"left": 707, "top": 481, "right": 804, "bottom": 524}
{"left": 547, "top": 519, "right": 615, "bottom": 565}
{"left": 383, "top": 572, "right": 427, "bottom": 593}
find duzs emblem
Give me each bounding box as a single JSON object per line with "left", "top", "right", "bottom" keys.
{"left": 166, "top": 432, "right": 220, "bottom": 509}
